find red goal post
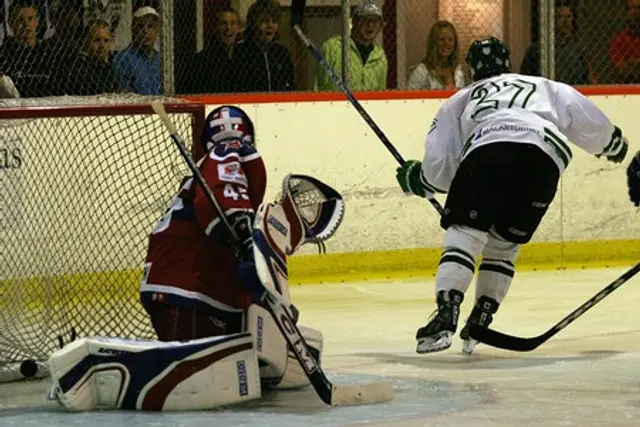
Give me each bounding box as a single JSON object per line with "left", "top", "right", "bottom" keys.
{"left": 0, "top": 97, "right": 205, "bottom": 382}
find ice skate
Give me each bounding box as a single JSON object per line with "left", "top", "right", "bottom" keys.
{"left": 416, "top": 289, "right": 463, "bottom": 354}
{"left": 460, "top": 296, "right": 499, "bottom": 354}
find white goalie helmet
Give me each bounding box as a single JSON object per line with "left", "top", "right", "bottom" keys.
{"left": 279, "top": 174, "right": 345, "bottom": 253}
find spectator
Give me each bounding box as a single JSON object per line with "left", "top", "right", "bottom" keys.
{"left": 610, "top": 0, "right": 640, "bottom": 83}
{"left": 232, "top": 0, "right": 294, "bottom": 92}
{"left": 49, "top": 0, "right": 83, "bottom": 55}
{"left": 314, "top": 1, "right": 388, "bottom": 91}
{"left": 0, "top": 1, "right": 66, "bottom": 97}
{"left": 112, "top": 6, "right": 161, "bottom": 95}
{"left": 407, "top": 20, "right": 465, "bottom": 90}
{"left": 190, "top": 6, "right": 241, "bottom": 93}
{"left": 65, "top": 20, "right": 120, "bottom": 96}
{"left": 520, "top": 1, "right": 591, "bottom": 85}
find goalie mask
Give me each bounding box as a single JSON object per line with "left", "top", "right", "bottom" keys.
{"left": 202, "top": 105, "right": 255, "bottom": 152}
{"left": 279, "top": 174, "right": 345, "bottom": 254}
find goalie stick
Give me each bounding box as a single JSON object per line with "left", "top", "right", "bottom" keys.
{"left": 469, "top": 262, "right": 640, "bottom": 352}
{"left": 293, "top": 25, "right": 444, "bottom": 217}
{"left": 151, "top": 102, "right": 394, "bottom": 406}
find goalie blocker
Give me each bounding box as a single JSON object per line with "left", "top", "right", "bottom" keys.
{"left": 47, "top": 174, "right": 344, "bottom": 411}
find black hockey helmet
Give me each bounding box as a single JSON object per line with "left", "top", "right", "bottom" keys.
{"left": 465, "top": 36, "right": 512, "bottom": 81}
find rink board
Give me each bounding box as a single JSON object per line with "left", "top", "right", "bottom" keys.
{"left": 1, "top": 238, "right": 638, "bottom": 309}
{"left": 1, "top": 94, "right": 638, "bottom": 301}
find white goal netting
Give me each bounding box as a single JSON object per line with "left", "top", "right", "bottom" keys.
{"left": 0, "top": 96, "right": 205, "bottom": 382}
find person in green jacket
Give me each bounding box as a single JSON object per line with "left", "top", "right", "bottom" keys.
{"left": 314, "top": 2, "right": 388, "bottom": 91}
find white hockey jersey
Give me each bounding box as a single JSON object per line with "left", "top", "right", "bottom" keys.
{"left": 421, "top": 73, "right": 624, "bottom": 193}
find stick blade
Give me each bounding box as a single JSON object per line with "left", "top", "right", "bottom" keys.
{"left": 330, "top": 382, "right": 395, "bottom": 406}
{"left": 468, "top": 325, "right": 544, "bottom": 352}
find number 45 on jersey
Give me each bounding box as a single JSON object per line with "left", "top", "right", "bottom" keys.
{"left": 224, "top": 184, "right": 249, "bottom": 201}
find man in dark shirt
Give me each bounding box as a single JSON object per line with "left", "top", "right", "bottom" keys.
{"left": 232, "top": 0, "right": 294, "bottom": 92}
{"left": 0, "top": 1, "right": 66, "bottom": 97}
{"left": 520, "top": 2, "right": 592, "bottom": 85}
{"left": 189, "top": 6, "right": 241, "bottom": 94}
{"left": 65, "top": 19, "right": 119, "bottom": 95}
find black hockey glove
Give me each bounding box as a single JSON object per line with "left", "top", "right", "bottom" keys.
{"left": 236, "top": 255, "right": 267, "bottom": 303}
{"left": 600, "top": 126, "right": 629, "bottom": 164}
{"left": 396, "top": 160, "right": 431, "bottom": 198}
{"left": 628, "top": 150, "right": 640, "bottom": 207}
{"left": 229, "top": 212, "right": 268, "bottom": 303}
{"left": 229, "top": 212, "right": 254, "bottom": 260}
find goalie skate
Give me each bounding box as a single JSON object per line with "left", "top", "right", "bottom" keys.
{"left": 415, "top": 290, "right": 463, "bottom": 354}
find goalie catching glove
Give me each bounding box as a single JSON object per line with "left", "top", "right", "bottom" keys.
{"left": 628, "top": 150, "right": 640, "bottom": 207}
{"left": 396, "top": 160, "right": 439, "bottom": 198}
{"left": 236, "top": 172, "right": 345, "bottom": 306}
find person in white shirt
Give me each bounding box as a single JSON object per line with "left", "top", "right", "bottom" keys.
{"left": 396, "top": 37, "right": 629, "bottom": 355}
{"left": 407, "top": 20, "right": 466, "bottom": 90}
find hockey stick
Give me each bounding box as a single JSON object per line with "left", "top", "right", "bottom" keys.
{"left": 291, "top": 0, "right": 306, "bottom": 27}
{"left": 293, "top": 25, "right": 444, "bottom": 216}
{"left": 151, "top": 102, "right": 394, "bottom": 406}
{"left": 469, "top": 262, "right": 640, "bottom": 352}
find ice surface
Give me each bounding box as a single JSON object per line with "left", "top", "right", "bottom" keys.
{"left": 2, "top": 266, "right": 640, "bottom": 426}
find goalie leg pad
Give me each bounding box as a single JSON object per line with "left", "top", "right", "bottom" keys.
{"left": 47, "top": 333, "right": 261, "bottom": 411}
{"left": 271, "top": 325, "right": 323, "bottom": 390}
{"left": 246, "top": 304, "right": 288, "bottom": 386}
{"left": 246, "top": 306, "right": 323, "bottom": 389}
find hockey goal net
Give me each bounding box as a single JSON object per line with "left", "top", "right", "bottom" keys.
{"left": 0, "top": 97, "right": 205, "bottom": 382}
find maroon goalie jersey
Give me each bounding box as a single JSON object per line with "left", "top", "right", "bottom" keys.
{"left": 140, "top": 139, "right": 266, "bottom": 324}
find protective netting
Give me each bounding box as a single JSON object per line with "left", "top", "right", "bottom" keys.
{"left": 0, "top": 96, "right": 204, "bottom": 379}
{"left": 1, "top": 0, "right": 636, "bottom": 98}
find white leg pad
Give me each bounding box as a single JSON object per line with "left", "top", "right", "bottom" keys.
{"left": 47, "top": 333, "right": 261, "bottom": 411}
{"left": 246, "top": 304, "right": 288, "bottom": 386}
{"left": 246, "top": 304, "right": 324, "bottom": 390}
{"left": 271, "top": 325, "right": 323, "bottom": 390}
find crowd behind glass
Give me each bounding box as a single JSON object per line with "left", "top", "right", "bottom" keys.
{"left": 1, "top": 0, "right": 640, "bottom": 99}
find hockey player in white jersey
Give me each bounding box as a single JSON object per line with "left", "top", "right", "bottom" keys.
{"left": 628, "top": 151, "right": 640, "bottom": 206}
{"left": 46, "top": 173, "right": 345, "bottom": 411}
{"left": 396, "top": 36, "right": 629, "bottom": 355}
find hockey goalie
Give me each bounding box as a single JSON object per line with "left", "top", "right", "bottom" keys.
{"left": 46, "top": 106, "right": 345, "bottom": 411}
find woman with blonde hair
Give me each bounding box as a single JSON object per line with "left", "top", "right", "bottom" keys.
{"left": 407, "top": 20, "right": 466, "bottom": 90}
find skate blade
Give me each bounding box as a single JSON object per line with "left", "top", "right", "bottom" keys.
{"left": 416, "top": 333, "right": 453, "bottom": 354}
{"left": 461, "top": 339, "right": 478, "bottom": 355}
